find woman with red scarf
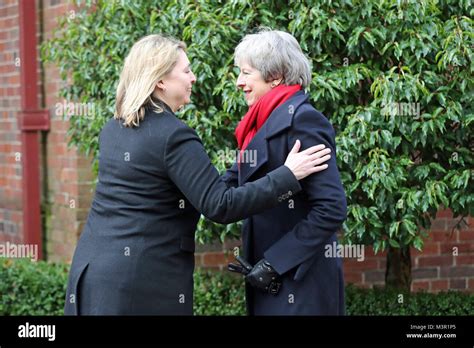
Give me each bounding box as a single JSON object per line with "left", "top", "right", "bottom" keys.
{"left": 224, "top": 29, "right": 347, "bottom": 315}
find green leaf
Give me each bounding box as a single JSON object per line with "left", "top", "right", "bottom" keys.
{"left": 40, "top": 0, "right": 473, "bottom": 262}
{"left": 389, "top": 239, "right": 400, "bottom": 248}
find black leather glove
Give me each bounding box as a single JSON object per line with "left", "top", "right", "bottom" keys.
{"left": 228, "top": 256, "right": 253, "bottom": 275}
{"left": 245, "top": 259, "right": 282, "bottom": 296}
{"left": 228, "top": 257, "right": 282, "bottom": 295}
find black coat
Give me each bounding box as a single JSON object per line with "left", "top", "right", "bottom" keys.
{"left": 64, "top": 104, "right": 301, "bottom": 315}
{"left": 222, "top": 91, "right": 347, "bottom": 315}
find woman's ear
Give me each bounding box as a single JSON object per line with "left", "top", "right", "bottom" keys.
{"left": 156, "top": 80, "right": 166, "bottom": 92}
{"left": 270, "top": 78, "right": 283, "bottom": 88}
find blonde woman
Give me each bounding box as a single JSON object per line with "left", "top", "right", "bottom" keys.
{"left": 64, "top": 34, "right": 332, "bottom": 315}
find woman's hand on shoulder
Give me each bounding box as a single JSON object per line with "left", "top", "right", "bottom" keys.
{"left": 284, "top": 139, "right": 331, "bottom": 180}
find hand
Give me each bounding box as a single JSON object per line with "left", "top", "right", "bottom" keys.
{"left": 228, "top": 256, "right": 253, "bottom": 275}
{"left": 245, "top": 259, "right": 282, "bottom": 296}
{"left": 284, "top": 140, "right": 331, "bottom": 180}
{"left": 228, "top": 257, "right": 282, "bottom": 295}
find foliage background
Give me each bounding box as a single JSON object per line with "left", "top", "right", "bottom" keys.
{"left": 1, "top": 259, "right": 473, "bottom": 315}
{"left": 42, "top": 0, "right": 473, "bottom": 254}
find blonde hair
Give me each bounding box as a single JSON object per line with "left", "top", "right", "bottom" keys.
{"left": 114, "top": 34, "right": 186, "bottom": 127}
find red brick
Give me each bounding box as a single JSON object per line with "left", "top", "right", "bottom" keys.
{"left": 413, "top": 268, "right": 438, "bottom": 279}
{"left": 52, "top": 242, "right": 66, "bottom": 257}
{"left": 468, "top": 278, "right": 474, "bottom": 290}
{"left": 412, "top": 280, "right": 430, "bottom": 291}
{"left": 378, "top": 258, "right": 386, "bottom": 269}
{"left": 77, "top": 155, "right": 94, "bottom": 168}
{"left": 417, "top": 255, "right": 453, "bottom": 268}
{"left": 431, "top": 280, "right": 449, "bottom": 291}
{"left": 53, "top": 143, "right": 67, "bottom": 155}
{"left": 194, "top": 254, "right": 203, "bottom": 267}
{"left": 10, "top": 179, "right": 21, "bottom": 190}
{"left": 436, "top": 208, "right": 453, "bottom": 219}
{"left": 429, "top": 219, "right": 446, "bottom": 231}
{"left": 458, "top": 231, "right": 474, "bottom": 241}
{"left": 60, "top": 168, "right": 77, "bottom": 182}
{"left": 429, "top": 230, "right": 455, "bottom": 242}
{"left": 440, "top": 266, "right": 474, "bottom": 278}
{"left": 202, "top": 252, "right": 231, "bottom": 267}
{"left": 456, "top": 254, "right": 474, "bottom": 266}
{"left": 344, "top": 272, "right": 362, "bottom": 284}
{"left": 363, "top": 270, "right": 385, "bottom": 282}
{"left": 449, "top": 278, "right": 467, "bottom": 289}
{"left": 343, "top": 258, "right": 378, "bottom": 271}
{"left": 0, "top": 17, "right": 16, "bottom": 28}
{"left": 49, "top": 228, "right": 65, "bottom": 243}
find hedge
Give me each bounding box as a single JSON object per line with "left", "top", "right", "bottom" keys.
{"left": 1, "top": 259, "right": 473, "bottom": 316}
{"left": 42, "top": 0, "right": 473, "bottom": 252}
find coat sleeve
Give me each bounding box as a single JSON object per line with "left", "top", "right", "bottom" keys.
{"left": 165, "top": 123, "right": 301, "bottom": 224}
{"left": 221, "top": 162, "right": 239, "bottom": 188}
{"left": 263, "top": 108, "right": 347, "bottom": 277}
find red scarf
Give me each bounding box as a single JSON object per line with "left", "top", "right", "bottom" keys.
{"left": 235, "top": 84, "right": 301, "bottom": 153}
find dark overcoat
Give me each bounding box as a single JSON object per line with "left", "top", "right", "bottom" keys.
{"left": 64, "top": 104, "right": 301, "bottom": 315}
{"left": 222, "top": 91, "right": 347, "bottom": 315}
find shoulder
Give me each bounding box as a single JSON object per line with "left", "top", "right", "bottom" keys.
{"left": 144, "top": 109, "right": 202, "bottom": 151}
{"left": 292, "top": 98, "right": 335, "bottom": 136}
{"left": 146, "top": 107, "right": 184, "bottom": 129}
{"left": 142, "top": 108, "right": 198, "bottom": 140}
{"left": 100, "top": 109, "right": 200, "bottom": 148}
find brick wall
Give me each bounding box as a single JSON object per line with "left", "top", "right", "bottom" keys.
{"left": 41, "top": 0, "right": 94, "bottom": 262}
{"left": 0, "top": 0, "right": 94, "bottom": 262}
{"left": 197, "top": 210, "right": 474, "bottom": 293}
{"left": 342, "top": 209, "right": 474, "bottom": 292}
{"left": 0, "top": 0, "right": 23, "bottom": 246}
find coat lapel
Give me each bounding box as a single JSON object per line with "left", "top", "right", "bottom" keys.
{"left": 239, "top": 91, "right": 309, "bottom": 184}
{"left": 239, "top": 128, "right": 268, "bottom": 184}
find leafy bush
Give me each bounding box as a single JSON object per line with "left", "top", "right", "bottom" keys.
{"left": 1, "top": 259, "right": 473, "bottom": 315}
{"left": 345, "top": 284, "right": 474, "bottom": 315}
{"left": 0, "top": 258, "right": 247, "bottom": 316}
{"left": 0, "top": 259, "right": 68, "bottom": 315}
{"left": 194, "top": 270, "right": 246, "bottom": 315}
{"left": 42, "top": 1, "right": 473, "bottom": 258}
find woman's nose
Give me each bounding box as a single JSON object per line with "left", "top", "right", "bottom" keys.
{"left": 190, "top": 71, "right": 196, "bottom": 84}
{"left": 236, "top": 74, "right": 245, "bottom": 88}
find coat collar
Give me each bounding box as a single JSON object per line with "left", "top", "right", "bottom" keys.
{"left": 239, "top": 91, "right": 309, "bottom": 184}
{"left": 264, "top": 90, "right": 309, "bottom": 139}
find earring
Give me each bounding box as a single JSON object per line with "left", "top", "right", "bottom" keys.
{"left": 271, "top": 83, "right": 276, "bottom": 88}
